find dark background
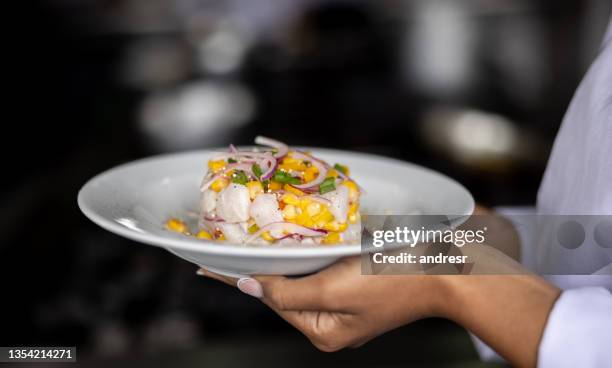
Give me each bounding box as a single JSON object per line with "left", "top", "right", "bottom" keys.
{"left": 2, "top": 0, "right": 611, "bottom": 367}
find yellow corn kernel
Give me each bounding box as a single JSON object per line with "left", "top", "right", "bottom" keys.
{"left": 269, "top": 181, "right": 282, "bottom": 191}
{"left": 348, "top": 212, "right": 360, "bottom": 224}
{"left": 295, "top": 211, "right": 314, "bottom": 228}
{"left": 282, "top": 204, "right": 297, "bottom": 220}
{"left": 211, "top": 177, "right": 229, "bottom": 192}
{"left": 282, "top": 156, "right": 302, "bottom": 164}
{"left": 248, "top": 223, "right": 259, "bottom": 234}
{"left": 323, "top": 221, "right": 339, "bottom": 231}
{"left": 306, "top": 202, "right": 321, "bottom": 217}
{"left": 279, "top": 158, "right": 308, "bottom": 172}
{"left": 261, "top": 231, "right": 275, "bottom": 242}
{"left": 283, "top": 184, "right": 305, "bottom": 196}
{"left": 217, "top": 233, "right": 226, "bottom": 241}
{"left": 299, "top": 198, "right": 312, "bottom": 210}
{"left": 303, "top": 166, "right": 319, "bottom": 183}
{"left": 327, "top": 169, "right": 339, "bottom": 178}
{"left": 208, "top": 160, "right": 226, "bottom": 173}
{"left": 166, "top": 218, "right": 188, "bottom": 233}
{"left": 343, "top": 181, "right": 359, "bottom": 202}
{"left": 281, "top": 193, "right": 300, "bottom": 206}
{"left": 313, "top": 209, "right": 335, "bottom": 227}
{"left": 322, "top": 232, "right": 341, "bottom": 244}
{"left": 246, "top": 181, "right": 264, "bottom": 199}
{"left": 324, "top": 220, "right": 347, "bottom": 232}
{"left": 348, "top": 202, "right": 359, "bottom": 216}
{"left": 196, "top": 230, "right": 213, "bottom": 240}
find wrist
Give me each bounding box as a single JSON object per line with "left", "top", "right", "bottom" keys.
{"left": 421, "top": 275, "right": 458, "bottom": 319}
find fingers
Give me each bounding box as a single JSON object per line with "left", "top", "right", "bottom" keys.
{"left": 197, "top": 269, "right": 237, "bottom": 286}
{"left": 197, "top": 269, "right": 264, "bottom": 298}
{"left": 256, "top": 257, "right": 360, "bottom": 311}
{"left": 197, "top": 256, "right": 361, "bottom": 311}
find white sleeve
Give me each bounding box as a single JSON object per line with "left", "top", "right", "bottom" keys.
{"left": 538, "top": 287, "right": 612, "bottom": 368}
{"left": 468, "top": 206, "right": 538, "bottom": 363}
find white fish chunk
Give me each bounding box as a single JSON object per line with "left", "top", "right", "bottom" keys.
{"left": 216, "top": 184, "right": 251, "bottom": 222}
{"left": 341, "top": 220, "right": 362, "bottom": 244}
{"left": 250, "top": 193, "right": 283, "bottom": 229}
{"left": 218, "top": 222, "right": 248, "bottom": 243}
{"left": 200, "top": 189, "right": 218, "bottom": 216}
{"left": 322, "top": 185, "right": 350, "bottom": 223}
{"left": 276, "top": 236, "right": 301, "bottom": 245}
{"left": 301, "top": 237, "right": 316, "bottom": 245}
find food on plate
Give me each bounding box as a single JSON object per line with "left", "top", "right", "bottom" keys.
{"left": 190, "top": 136, "right": 362, "bottom": 245}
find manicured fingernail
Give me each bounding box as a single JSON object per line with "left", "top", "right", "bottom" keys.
{"left": 237, "top": 278, "right": 263, "bottom": 298}
{"left": 196, "top": 269, "right": 207, "bottom": 276}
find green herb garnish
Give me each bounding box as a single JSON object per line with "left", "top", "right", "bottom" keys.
{"left": 228, "top": 158, "right": 237, "bottom": 163}
{"left": 319, "top": 177, "right": 336, "bottom": 194}
{"left": 272, "top": 171, "right": 301, "bottom": 185}
{"left": 262, "top": 179, "right": 270, "bottom": 191}
{"left": 252, "top": 163, "right": 263, "bottom": 179}
{"left": 334, "top": 163, "right": 348, "bottom": 175}
{"left": 231, "top": 170, "right": 248, "bottom": 185}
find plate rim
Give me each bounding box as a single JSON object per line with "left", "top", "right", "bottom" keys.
{"left": 77, "top": 147, "right": 474, "bottom": 258}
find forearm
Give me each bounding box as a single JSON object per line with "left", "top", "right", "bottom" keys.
{"left": 438, "top": 275, "right": 561, "bottom": 368}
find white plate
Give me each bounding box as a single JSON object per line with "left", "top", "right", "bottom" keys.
{"left": 78, "top": 148, "right": 474, "bottom": 277}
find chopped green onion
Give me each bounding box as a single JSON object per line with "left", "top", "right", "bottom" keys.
{"left": 228, "top": 158, "right": 237, "bottom": 163}
{"left": 319, "top": 177, "right": 336, "bottom": 194}
{"left": 262, "top": 179, "right": 270, "bottom": 191}
{"left": 272, "top": 171, "right": 301, "bottom": 185}
{"left": 252, "top": 163, "right": 263, "bottom": 179}
{"left": 231, "top": 170, "right": 248, "bottom": 185}
{"left": 334, "top": 163, "right": 348, "bottom": 175}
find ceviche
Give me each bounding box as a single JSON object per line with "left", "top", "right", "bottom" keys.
{"left": 167, "top": 137, "right": 362, "bottom": 245}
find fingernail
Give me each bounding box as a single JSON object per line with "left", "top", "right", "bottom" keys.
{"left": 196, "top": 269, "right": 207, "bottom": 276}
{"left": 237, "top": 278, "right": 263, "bottom": 298}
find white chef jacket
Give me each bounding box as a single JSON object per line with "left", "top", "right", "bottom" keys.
{"left": 472, "top": 15, "right": 612, "bottom": 367}
{"left": 535, "top": 14, "right": 612, "bottom": 368}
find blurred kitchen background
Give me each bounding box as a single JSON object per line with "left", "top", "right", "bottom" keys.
{"left": 2, "top": 0, "right": 611, "bottom": 366}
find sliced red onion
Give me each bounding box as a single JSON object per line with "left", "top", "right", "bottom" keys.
{"left": 290, "top": 151, "right": 328, "bottom": 189}
{"left": 334, "top": 169, "right": 349, "bottom": 181}
{"left": 298, "top": 186, "right": 320, "bottom": 194}
{"left": 226, "top": 162, "right": 255, "bottom": 177}
{"left": 279, "top": 233, "right": 303, "bottom": 240}
{"left": 277, "top": 233, "right": 305, "bottom": 243}
{"left": 229, "top": 143, "right": 238, "bottom": 153}
{"left": 200, "top": 174, "right": 221, "bottom": 192}
{"left": 246, "top": 222, "right": 327, "bottom": 243}
{"left": 259, "top": 153, "right": 277, "bottom": 180}
{"left": 333, "top": 169, "right": 365, "bottom": 193}
{"left": 293, "top": 153, "right": 365, "bottom": 194}
{"left": 211, "top": 151, "right": 273, "bottom": 161}
{"left": 255, "top": 136, "right": 289, "bottom": 158}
